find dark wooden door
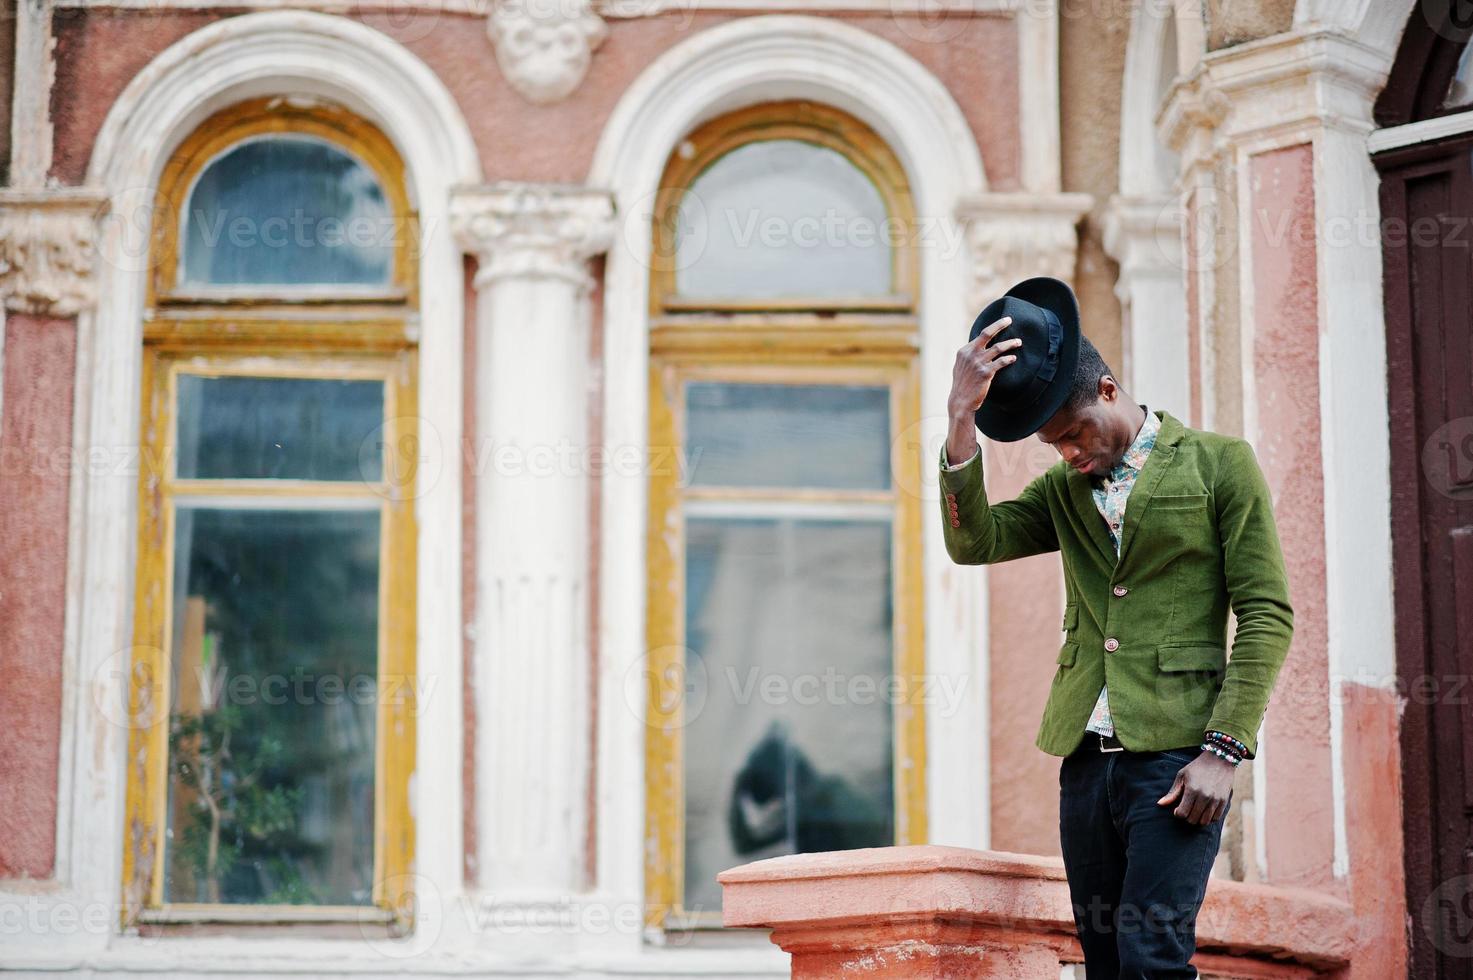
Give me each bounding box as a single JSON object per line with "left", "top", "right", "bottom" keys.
{"left": 1377, "top": 131, "right": 1473, "bottom": 978}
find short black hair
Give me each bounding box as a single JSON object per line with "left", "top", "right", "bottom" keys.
{"left": 1062, "top": 335, "right": 1115, "bottom": 414}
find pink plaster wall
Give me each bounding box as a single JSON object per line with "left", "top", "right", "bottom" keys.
{"left": 983, "top": 440, "right": 1065, "bottom": 855}
{"left": 0, "top": 314, "right": 77, "bottom": 879}
{"left": 1247, "top": 143, "right": 1335, "bottom": 892}
{"left": 49, "top": 9, "right": 1022, "bottom": 192}
{"left": 1336, "top": 682, "right": 1407, "bottom": 980}
{"left": 1185, "top": 189, "right": 1203, "bottom": 430}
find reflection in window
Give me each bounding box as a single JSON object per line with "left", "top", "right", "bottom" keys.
{"left": 685, "top": 382, "right": 891, "bottom": 490}
{"left": 165, "top": 508, "right": 380, "bottom": 905}
{"left": 1447, "top": 43, "right": 1473, "bottom": 109}
{"left": 175, "top": 376, "right": 385, "bottom": 482}
{"left": 182, "top": 137, "right": 393, "bottom": 287}
{"left": 682, "top": 517, "right": 894, "bottom": 913}
{"left": 674, "top": 140, "right": 893, "bottom": 300}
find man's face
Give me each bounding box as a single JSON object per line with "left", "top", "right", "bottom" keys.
{"left": 1034, "top": 378, "right": 1128, "bottom": 477}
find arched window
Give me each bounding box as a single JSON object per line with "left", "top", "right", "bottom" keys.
{"left": 125, "top": 97, "right": 418, "bottom": 927}
{"left": 644, "top": 100, "right": 924, "bottom": 929}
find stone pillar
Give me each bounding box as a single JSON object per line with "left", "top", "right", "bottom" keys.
{"left": 450, "top": 183, "right": 614, "bottom": 904}
{"left": 1101, "top": 194, "right": 1190, "bottom": 417}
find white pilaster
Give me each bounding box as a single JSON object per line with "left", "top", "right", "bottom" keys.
{"left": 1101, "top": 194, "right": 1189, "bottom": 416}
{"left": 1016, "top": 0, "right": 1061, "bottom": 194}
{"left": 451, "top": 183, "right": 615, "bottom": 908}
{"left": 10, "top": 0, "right": 56, "bottom": 190}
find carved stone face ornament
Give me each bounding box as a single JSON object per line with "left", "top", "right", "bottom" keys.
{"left": 488, "top": 0, "right": 608, "bottom": 105}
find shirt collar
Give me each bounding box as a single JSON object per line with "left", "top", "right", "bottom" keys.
{"left": 1095, "top": 404, "right": 1158, "bottom": 483}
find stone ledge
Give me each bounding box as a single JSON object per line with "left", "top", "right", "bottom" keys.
{"left": 719, "top": 845, "right": 1354, "bottom": 977}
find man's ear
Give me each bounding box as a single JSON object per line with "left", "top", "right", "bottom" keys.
{"left": 1097, "top": 374, "right": 1118, "bottom": 402}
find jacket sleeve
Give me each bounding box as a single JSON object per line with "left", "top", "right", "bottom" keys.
{"left": 1204, "top": 438, "right": 1295, "bottom": 758}
{"left": 938, "top": 444, "right": 1059, "bottom": 565}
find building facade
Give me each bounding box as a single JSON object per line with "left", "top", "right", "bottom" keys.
{"left": 0, "top": 0, "right": 1467, "bottom": 975}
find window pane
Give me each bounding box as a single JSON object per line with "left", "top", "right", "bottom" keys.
{"left": 164, "top": 507, "right": 380, "bottom": 906}
{"left": 1448, "top": 43, "right": 1473, "bottom": 109}
{"left": 175, "top": 375, "right": 385, "bottom": 482}
{"left": 685, "top": 382, "right": 891, "bottom": 490}
{"left": 682, "top": 517, "right": 894, "bottom": 913}
{"left": 675, "top": 140, "right": 894, "bottom": 300}
{"left": 182, "top": 137, "right": 393, "bottom": 287}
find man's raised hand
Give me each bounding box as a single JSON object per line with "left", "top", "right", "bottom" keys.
{"left": 943, "top": 315, "right": 1022, "bottom": 467}
{"left": 948, "top": 316, "right": 1022, "bottom": 418}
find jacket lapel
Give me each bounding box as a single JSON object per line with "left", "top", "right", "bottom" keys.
{"left": 1115, "top": 409, "right": 1185, "bottom": 565}
{"left": 1066, "top": 466, "right": 1118, "bottom": 566}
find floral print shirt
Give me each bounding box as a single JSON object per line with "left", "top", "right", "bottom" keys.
{"left": 1084, "top": 404, "right": 1160, "bottom": 737}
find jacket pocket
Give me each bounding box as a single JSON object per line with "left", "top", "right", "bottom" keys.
{"left": 1061, "top": 603, "right": 1078, "bottom": 631}
{"left": 1157, "top": 642, "right": 1226, "bottom": 672}
{"left": 1151, "top": 492, "right": 1211, "bottom": 524}
{"left": 1057, "top": 641, "right": 1078, "bottom": 667}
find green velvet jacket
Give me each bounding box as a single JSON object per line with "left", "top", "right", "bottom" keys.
{"left": 938, "top": 409, "right": 1294, "bottom": 758}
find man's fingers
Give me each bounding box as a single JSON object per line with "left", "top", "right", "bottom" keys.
{"left": 1157, "top": 775, "right": 1183, "bottom": 806}
{"left": 970, "top": 315, "right": 1014, "bottom": 347}
{"left": 989, "top": 338, "right": 1025, "bottom": 358}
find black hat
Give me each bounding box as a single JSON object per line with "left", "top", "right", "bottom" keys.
{"left": 967, "top": 276, "right": 1081, "bottom": 442}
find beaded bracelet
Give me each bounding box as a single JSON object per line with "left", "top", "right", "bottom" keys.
{"left": 1200, "top": 730, "right": 1246, "bottom": 766}
{"left": 1199, "top": 740, "right": 1243, "bottom": 765}
{"left": 1204, "top": 730, "right": 1248, "bottom": 755}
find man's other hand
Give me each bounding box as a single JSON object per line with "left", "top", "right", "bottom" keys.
{"left": 1156, "top": 752, "right": 1234, "bottom": 825}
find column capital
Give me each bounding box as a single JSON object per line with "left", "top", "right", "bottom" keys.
{"left": 1161, "top": 28, "right": 1393, "bottom": 171}
{"left": 955, "top": 191, "right": 1092, "bottom": 312}
{"left": 0, "top": 188, "right": 109, "bottom": 316}
{"left": 450, "top": 182, "right": 615, "bottom": 291}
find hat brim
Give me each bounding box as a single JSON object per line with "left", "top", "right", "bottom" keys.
{"left": 973, "top": 276, "right": 1081, "bottom": 442}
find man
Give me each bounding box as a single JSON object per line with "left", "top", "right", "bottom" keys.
{"left": 938, "top": 276, "right": 1293, "bottom": 979}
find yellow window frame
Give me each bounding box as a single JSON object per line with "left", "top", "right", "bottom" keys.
{"left": 644, "top": 100, "right": 927, "bottom": 931}
{"left": 122, "top": 98, "right": 420, "bottom": 930}
{"left": 149, "top": 94, "right": 419, "bottom": 310}
{"left": 649, "top": 99, "right": 920, "bottom": 316}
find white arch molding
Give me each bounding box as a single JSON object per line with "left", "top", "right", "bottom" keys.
{"left": 44, "top": 10, "right": 480, "bottom": 960}
{"left": 586, "top": 14, "right": 995, "bottom": 923}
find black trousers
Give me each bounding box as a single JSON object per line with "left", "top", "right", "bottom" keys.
{"left": 1058, "top": 739, "right": 1231, "bottom": 979}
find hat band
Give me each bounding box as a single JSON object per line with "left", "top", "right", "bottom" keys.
{"left": 1012, "top": 307, "right": 1062, "bottom": 413}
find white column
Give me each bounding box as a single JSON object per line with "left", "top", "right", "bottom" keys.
{"left": 11, "top": 0, "right": 56, "bottom": 190}
{"left": 451, "top": 183, "right": 614, "bottom": 905}
{"left": 1101, "top": 194, "right": 1190, "bottom": 416}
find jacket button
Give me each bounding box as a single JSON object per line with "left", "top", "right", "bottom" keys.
{"left": 945, "top": 493, "right": 956, "bottom": 502}
{"left": 950, "top": 518, "right": 961, "bottom": 527}
{"left": 1104, "top": 637, "right": 1120, "bottom": 652}
{"left": 1113, "top": 586, "right": 1128, "bottom": 597}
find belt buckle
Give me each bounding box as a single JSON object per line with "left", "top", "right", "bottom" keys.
{"left": 1098, "top": 733, "right": 1124, "bottom": 753}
